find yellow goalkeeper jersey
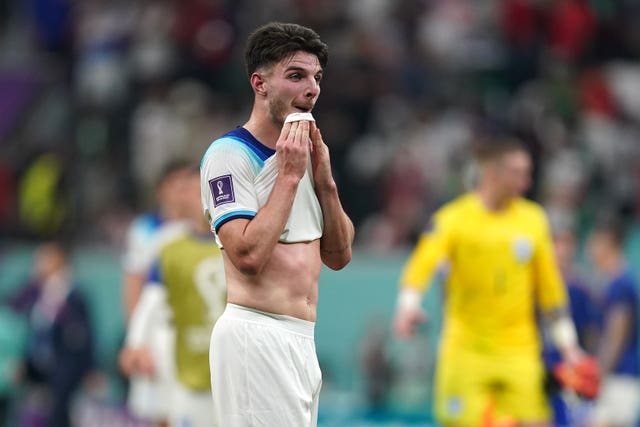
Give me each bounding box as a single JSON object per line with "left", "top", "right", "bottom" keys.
{"left": 400, "top": 192, "right": 567, "bottom": 355}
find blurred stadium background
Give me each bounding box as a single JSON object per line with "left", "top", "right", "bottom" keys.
{"left": 1, "top": 0, "right": 640, "bottom": 426}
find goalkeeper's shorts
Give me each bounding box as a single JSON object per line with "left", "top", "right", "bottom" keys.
{"left": 434, "top": 345, "right": 550, "bottom": 426}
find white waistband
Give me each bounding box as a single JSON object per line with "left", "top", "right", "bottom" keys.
{"left": 223, "top": 303, "right": 315, "bottom": 338}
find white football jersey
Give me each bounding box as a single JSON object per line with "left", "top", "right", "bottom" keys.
{"left": 200, "top": 127, "right": 323, "bottom": 248}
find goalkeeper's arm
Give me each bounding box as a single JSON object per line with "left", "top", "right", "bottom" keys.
{"left": 545, "top": 308, "right": 581, "bottom": 363}
{"left": 543, "top": 307, "right": 600, "bottom": 399}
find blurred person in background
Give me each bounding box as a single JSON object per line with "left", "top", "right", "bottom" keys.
{"left": 359, "top": 319, "right": 395, "bottom": 419}
{"left": 544, "top": 227, "right": 598, "bottom": 427}
{"left": 122, "top": 160, "right": 193, "bottom": 320}
{"left": 200, "top": 22, "right": 354, "bottom": 426}
{"left": 120, "top": 166, "right": 225, "bottom": 427}
{"left": 586, "top": 218, "right": 639, "bottom": 427}
{"left": 393, "top": 139, "right": 588, "bottom": 427}
{"left": 6, "top": 241, "right": 93, "bottom": 427}
{"left": 120, "top": 160, "right": 192, "bottom": 425}
{"left": 17, "top": 152, "right": 70, "bottom": 240}
{"left": 0, "top": 304, "right": 27, "bottom": 427}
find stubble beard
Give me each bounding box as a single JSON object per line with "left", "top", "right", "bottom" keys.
{"left": 268, "top": 97, "right": 288, "bottom": 127}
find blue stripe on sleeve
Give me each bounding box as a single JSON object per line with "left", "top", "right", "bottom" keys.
{"left": 213, "top": 210, "right": 256, "bottom": 233}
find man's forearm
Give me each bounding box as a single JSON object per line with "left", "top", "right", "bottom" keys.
{"left": 543, "top": 307, "right": 580, "bottom": 358}
{"left": 124, "top": 273, "right": 145, "bottom": 322}
{"left": 598, "top": 306, "right": 631, "bottom": 376}
{"left": 221, "top": 174, "right": 300, "bottom": 275}
{"left": 317, "top": 182, "right": 354, "bottom": 270}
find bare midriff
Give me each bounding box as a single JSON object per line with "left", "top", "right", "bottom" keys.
{"left": 223, "top": 239, "right": 322, "bottom": 321}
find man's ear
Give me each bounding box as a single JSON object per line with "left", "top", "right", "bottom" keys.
{"left": 251, "top": 72, "right": 267, "bottom": 96}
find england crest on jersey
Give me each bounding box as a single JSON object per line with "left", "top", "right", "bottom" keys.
{"left": 512, "top": 235, "right": 533, "bottom": 263}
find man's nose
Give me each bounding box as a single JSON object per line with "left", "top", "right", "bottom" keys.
{"left": 305, "top": 78, "right": 320, "bottom": 98}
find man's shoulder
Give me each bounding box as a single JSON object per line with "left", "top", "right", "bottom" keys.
{"left": 60, "top": 288, "right": 91, "bottom": 319}
{"left": 202, "top": 130, "right": 244, "bottom": 159}
{"left": 513, "top": 197, "right": 543, "bottom": 213}
{"left": 125, "top": 212, "right": 166, "bottom": 250}
{"left": 436, "top": 193, "right": 476, "bottom": 217}
{"left": 130, "top": 211, "right": 163, "bottom": 233}
{"left": 201, "top": 127, "right": 275, "bottom": 168}
{"left": 568, "top": 278, "right": 593, "bottom": 300}
{"left": 510, "top": 198, "right": 549, "bottom": 225}
{"left": 611, "top": 269, "right": 639, "bottom": 293}
{"left": 155, "top": 221, "right": 191, "bottom": 251}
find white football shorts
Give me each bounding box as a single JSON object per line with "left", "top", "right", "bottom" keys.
{"left": 591, "top": 375, "right": 640, "bottom": 426}
{"left": 210, "top": 303, "right": 322, "bottom": 427}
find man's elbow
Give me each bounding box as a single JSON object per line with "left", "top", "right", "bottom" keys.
{"left": 233, "top": 252, "right": 267, "bottom": 276}
{"left": 323, "top": 249, "right": 352, "bottom": 271}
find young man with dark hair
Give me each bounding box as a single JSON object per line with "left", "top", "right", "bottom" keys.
{"left": 121, "top": 168, "right": 225, "bottom": 427}
{"left": 200, "top": 22, "right": 353, "bottom": 426}
{"left": 120, "top": 160, "right": 192, "bottom": 423}
{"left": 394, "top": 139, "right": 589, "bottom": 427}
{"left": 587, "top": 218, "right": 639, "bottom": 427}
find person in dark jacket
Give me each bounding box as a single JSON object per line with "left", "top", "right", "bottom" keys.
{"left": 8, "top": 241, "right": 94, "bottom": 427}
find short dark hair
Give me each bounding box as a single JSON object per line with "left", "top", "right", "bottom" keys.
{"left": 155, "top": 159, "right": 192, "bottom": 189}
{"left": 473, "top": 138, "right": 528, "bottom": 164}
{"left": 244, "top": 22, "right": 328, "bottom": 78}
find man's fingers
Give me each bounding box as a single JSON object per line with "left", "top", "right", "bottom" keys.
{"left": 310, "top": 123, "right": 320, "bottom": 142}
{"left": 287, "top": 121, "right": 298, "bottom": 140}
{"left": 118, "top": 349, "right": 133, "bottom": 375}
{"left": 394, "top": 313, "right": 414, "bottom": 339}
{"left": 279, "top": 121, "right": 292, "bottom": 139}
{"left": 294, "top": 120, "right": 303, "bottom": 141}
{"left": 394, "top": 309, "right": 428, "bottom": 339}
{"left": 296, "top": 120, "right": 309, "bottom": 145}
{"left": 395, "top": 319, "right": 414, "bottom": 339}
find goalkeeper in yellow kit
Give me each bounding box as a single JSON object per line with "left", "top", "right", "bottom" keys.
{"left": 394, "top": 140, "right": 586, "bottom": 427}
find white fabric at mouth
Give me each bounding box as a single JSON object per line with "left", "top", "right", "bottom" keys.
{"left": 284, "top": 112, "right": 315, "bottom": 123}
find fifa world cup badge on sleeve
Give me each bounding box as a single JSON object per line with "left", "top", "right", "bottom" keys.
{"left": 210, "top": 175, "right": 235, "bottom": 207}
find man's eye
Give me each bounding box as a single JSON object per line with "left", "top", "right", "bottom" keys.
{"left": 289, "top": 74, "right": 301, "bottom": 80}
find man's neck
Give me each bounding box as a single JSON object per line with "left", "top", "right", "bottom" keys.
{"left": 602, "top": 254, "right": 624, "bottom": 278}
{"left": 244, "top": 106, "right": 281, "bottom": 150}
{"left": 476, "top": 187, "right": 510, "bottom": 212}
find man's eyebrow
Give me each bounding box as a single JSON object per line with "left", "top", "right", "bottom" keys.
{"left": 284, "top": 65, "right": 323, "bottom": 74}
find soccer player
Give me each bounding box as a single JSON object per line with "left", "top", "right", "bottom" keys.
{"left": 122, "top": 160, "right": 193, "bottom": 320}
{"left": 200, "top": 22, "right": 354, "bottom": 427}
{"left": 120, "top": 160, "right": 192, "bottom": 423}
{"left": 121, "top": 167, "right": 225, "bottom": 427}
{"left": 394, "top": 139, "right": 585, "bottom": 427}
{"left": 545, "top": 227, "right": 598, "bottom": 426}
{"left": 587, "top": 219, "right": 639, "bottom": 427}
